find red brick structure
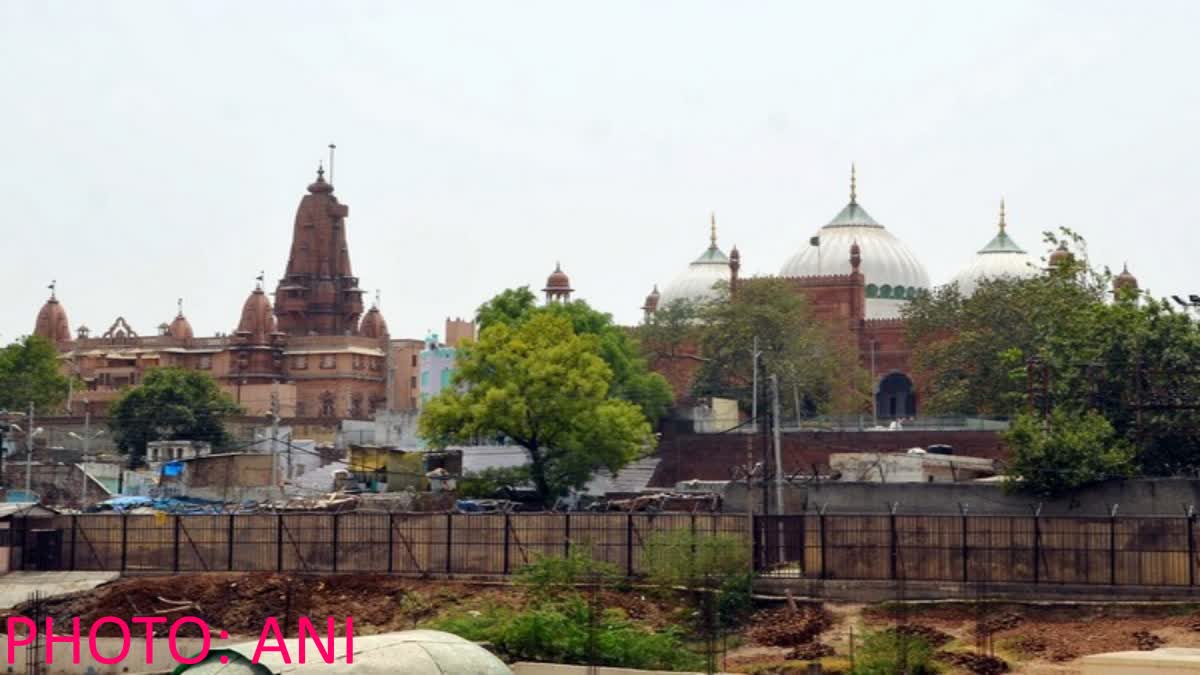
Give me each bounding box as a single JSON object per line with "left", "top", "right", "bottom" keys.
{"left": 645, "top": 170, "right": 928, "bottom": 419}
{"left": 32, "top": 166, "right": 393, "bottom": 421}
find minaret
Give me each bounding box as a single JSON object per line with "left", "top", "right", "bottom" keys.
{"left": 273, "top": 163, "right": 364, "bottom": 335}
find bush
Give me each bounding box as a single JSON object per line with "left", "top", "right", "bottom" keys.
{"left": 514, "top": 546, "right": 622, "bottom": 601}
{"left": 456, "top": 466, "right": 532, "bottom": 499}
{"left": 430, "top": 596, "right": 702, "bottom": 671}
{"left": 852, "top": 628, "right": 938, "bottom": 675}
{"left": 642, "top": 530, "right": 754, "bottom": 628}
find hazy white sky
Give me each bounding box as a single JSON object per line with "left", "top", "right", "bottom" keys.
{"left": 3, "top": 1, "right": 1198, "bottom": 343}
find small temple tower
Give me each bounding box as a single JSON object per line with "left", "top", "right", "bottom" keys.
{"left": 543, "top": 262, "right": 574, "bottom": 304}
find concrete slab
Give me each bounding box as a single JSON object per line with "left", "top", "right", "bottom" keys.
{"left": 0, "top": 571, "right": 119, "bottom": 609}
{"left": 1079, "top": 647, "right": 1200, "bottom": 674}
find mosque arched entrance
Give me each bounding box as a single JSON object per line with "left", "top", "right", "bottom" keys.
{"left": 876, "top": 372, "right": 916, "bottom": 419}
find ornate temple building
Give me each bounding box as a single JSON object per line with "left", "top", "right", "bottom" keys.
{"left": 642, "top": 167, "right": 1134, "bottom": 420}
{"left": 32, "top": 166, "right": 401, "bottom": 420}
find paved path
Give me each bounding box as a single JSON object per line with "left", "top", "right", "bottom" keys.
{"left": 0, "top": 571, "right": 119, "bottom": 609}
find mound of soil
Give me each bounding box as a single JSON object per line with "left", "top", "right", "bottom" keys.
{"left": 747, "top": 605, "right": 833, "bottom": 648}
{"left": 787, "top": 641, "right": 834, "bottom": 661}
{"left": 890, "top": 624, "right": 954, "bottom": 648}
{"left": 937, "top": 651, "right": 1010, "bottom": 675}
{"left": 1132, "top": 630, "right": 1166, "bottom": 651}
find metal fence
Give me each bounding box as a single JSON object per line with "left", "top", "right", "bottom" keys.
{"left": 17, "top": 512, "right": 751, "bottom": 577}
{"left": 755, "top": 513, "right": 1200, "bottom": 587}
{"left": 12, "top": 511, "right": 1200, "bottom": 588}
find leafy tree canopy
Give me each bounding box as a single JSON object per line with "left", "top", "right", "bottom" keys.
{"left": 906, "top": 228, "right": 1200, "bottom": 489}
{"left": 108, "top": 367, "right": 241, "bottom": 466}
{"left": 475, "top": 287, "right": 673, "bottom": 421}
{"left": 419, "top": 312, "right": 654, "bottom": 504}
{"left": 691, "top": 279, "right": 870, "bottom": 416}
{"left": 0, "top": 336, "right": 71, "bottom": 413}
{"left": 1003, "top": 410, "right": 1135, "bottom": 497}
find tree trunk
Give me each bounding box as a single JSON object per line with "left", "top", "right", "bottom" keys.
{"left": 526, "top": 445, "right": 552, "bottom": 505}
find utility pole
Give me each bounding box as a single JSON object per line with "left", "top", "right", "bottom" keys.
{"left": 751, "top": 336, "right": 762, "bottom": 431}
{"left": 770, "top": 375, "right": 784, "bottom": 516}
{"left": 25, "top": 401, "right": 34, "bottom": 496}
{"left": 269, "top": 383, "right": 284, "bottom": 495}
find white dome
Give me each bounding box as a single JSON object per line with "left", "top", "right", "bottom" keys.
{"left": 948, "top": 204, "right": 1040, "bottom": 296}
{"left": 779, "top": 190, "right": 930, "bottom": 320}
{"left": 658, "top": 219, "right": 731, "bottom": 307}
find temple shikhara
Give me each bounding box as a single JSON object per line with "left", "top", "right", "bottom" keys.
{"left": 32, "top": 166, "right": 399, "bottom": 420}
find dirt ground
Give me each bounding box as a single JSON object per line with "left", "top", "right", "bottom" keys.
{"left": 6, "top": 574, "right": 1200, "bottom": 673}
{"left": 727, "top": 600, "right": 1200, "bottom": 674}
{"left": 0, "top": 572, "right": 676, "bottom": 639}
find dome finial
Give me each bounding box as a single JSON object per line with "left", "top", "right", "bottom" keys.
{"left": 999, "top": 198, "right": 1007, "bottom": 232}
{"left": 850, "top": 163, "right": 857, "bottom": 205}
{"left": 177, "top": 297, "right": 184, "bottom": 317}
{"left": 709, "top": 212, "right": 718, "bottom": 248}
{"left": 374, "top": 288, "right": 381, "bottom": 309}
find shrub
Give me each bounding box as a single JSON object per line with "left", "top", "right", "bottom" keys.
{"left": 852, "top": 628, "right": 938, "bottom": 675}
{"left": 642, "top": 530, "right": 754, "bottom": 628}
{"left": 514, "top": 546, "right": 621, "bottom": 601}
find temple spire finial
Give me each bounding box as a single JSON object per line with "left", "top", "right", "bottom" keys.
{"left": 374, "top": 288, "right": 381, "bottom": 309}
{"left": 48, "top": 279, "right": 57, "bottom": 300}
{"left": 710, "top": 212, "right": 717, "bottom": 248}
{"left": 316, "top": 160, "right": 325, "bottom": 181}
{"left": 999, "top": 198, "right": 1007, "bottom": 232}
{"left": 850, "top": 163, "right": 857, "bottom": 205}
{"left": 255, "top": 270, "right": 265, "bottom": 290}
{"left": 177, "top": 297, "right": 184, "bottom": 317}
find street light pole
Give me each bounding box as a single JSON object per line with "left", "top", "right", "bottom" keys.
{"left": 25, "top": 401, "right": 34, "bottom": 496}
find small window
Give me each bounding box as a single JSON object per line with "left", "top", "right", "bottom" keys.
{"left": 879, "top": 284, "right": 892, "bottom": 299}
{"left": 866, "top": 284, "right": 878, "bottom": 298}
{"left": 907, "top": 287, "right": 917, "bottom": 300}
{"left": 198, "top": 355, "right": 212, "bottom": 370}
{"left": 410, "top": 376, "right": 417, "bottom": 388}
{"left": 291, "top": 355, "right": 308, "bottom": 370}
{"left": 320, "top": 354, "right": 336, "bottom": 369}
{"left": 411, "top": 354, "right": 418, "bottom": 367}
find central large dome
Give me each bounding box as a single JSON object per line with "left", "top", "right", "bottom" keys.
{"left": 779, "top": 169, "right": 930, "bottom": 319}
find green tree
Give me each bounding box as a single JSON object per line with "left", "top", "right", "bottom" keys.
{"left": 906, "top": 228, "right": 1200, "bottom": 490}
{"left": 475, "top": 287, "right": 673, "bottom": 422}
{"left": 1003, "top": 410, "right": 1136, "bottom": 497}
{"left": 0, "top": 336, "right": 71, "bottom": 413}
{"left": 637, "top": 298, "right": 704, "bottom": 363}
{"left": 108, "top": 368, "right": 241, "bottom": 467}
{"left": 420, "top": 313, "right": 654, "bottom": 504}
{"left": 692, "top": 278, "right": 869, "bottom": 416}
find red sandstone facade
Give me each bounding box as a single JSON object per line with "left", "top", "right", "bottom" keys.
{"left": 32, "top": 167, "right": 396, "bottom": 421}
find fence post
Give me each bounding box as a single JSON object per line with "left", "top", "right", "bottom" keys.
{"left": 227, "top": 514, "right": 235, "bottom": 571}
{"left": 799, "top": 510, "right": 807, "bottom": 576}
{"left": 818, "top": 504, "right": 828, "bottom": 580}
{"left": 959, "top": 503, "right": 969, "bottom": 583}
{"left": 625, "top": 514, "right": 634, "bottom": 577}
{"left": 331, "top": 513, "right": 340, "bottom": 573}
{"left": 445, "top": 513, "right": 453, "bottom": 575}
{"left": 502, "top": 513, "right": 511, "bottom": 575}
{"left": 387, "top": 513, "right": 395, "bottom": 574}
{"left": 70, "top": 515, "right": 78, "bottom": 571}
{"left": 1032, "top": 504, "right": 1042, "bottom": 585}
{"left": 887, "top": 502, "right": 899, "bottom": 580}
{"left": 276, "top": 514, "right": 284, "bottom": 572}
{"left": 120, "top": 513, "right": 129, "bottom": 573}
{"left": 1109, "top": 504, "right": 1119, "bottom": 586}
{"left": 563, "top": 513, "right": 571, "bottom": 558}
{"left": 173, "top": 515, "right": 181, "bottom": 572}
{"left": 1187, "top": 506, "right": 1195, "bottom": 587}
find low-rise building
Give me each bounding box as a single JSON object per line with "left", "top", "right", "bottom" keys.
{"left": 829, "top": 449, "right": 997, "bottom": 483}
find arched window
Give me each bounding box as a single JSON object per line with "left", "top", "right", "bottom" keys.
{"left": 880, "top": 284, "right": 892, "bottom": 299}
{"left": 866, "top": 284, "right": 878, "bottom": 298}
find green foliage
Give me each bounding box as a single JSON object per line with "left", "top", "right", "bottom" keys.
{"left": 852, "top": 629, "right": 938, "bottom": 675}
{"left": 1004, "top": 410, "right": 1135, "bottom": 497}
{"left": 641, "top": 530, "right": 754, "bottom": 629}
{"left": 433, "top": 548, "right": 699, "bottom": 671}
{"left": 455, "top": 466, "right": 531, "bottom": 499}
{"left": 692, "top": 278, "right": 870, "bottom": 415}
{"left": 108, "top": 367, "right": 241, "bottom": 466}
{"left": 420, "top": 313, "right": 654, "bottom": 504}
{"left": 905, "top": 227, "right": 1200, "bottom": 485}
{"left": 515, "top": 546, "right": 621, "bottom": 600}
{"left": 0, "top": 336, "right": 71, "bottom": 412}
{"left": 637, "top": 298, "right": 703, "bottom": 361}
{"left": 475, "top": 287, "right": 673, "bottom": 422}
{"left": 433, "top": 597, "right": 701, "bottom": 671}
